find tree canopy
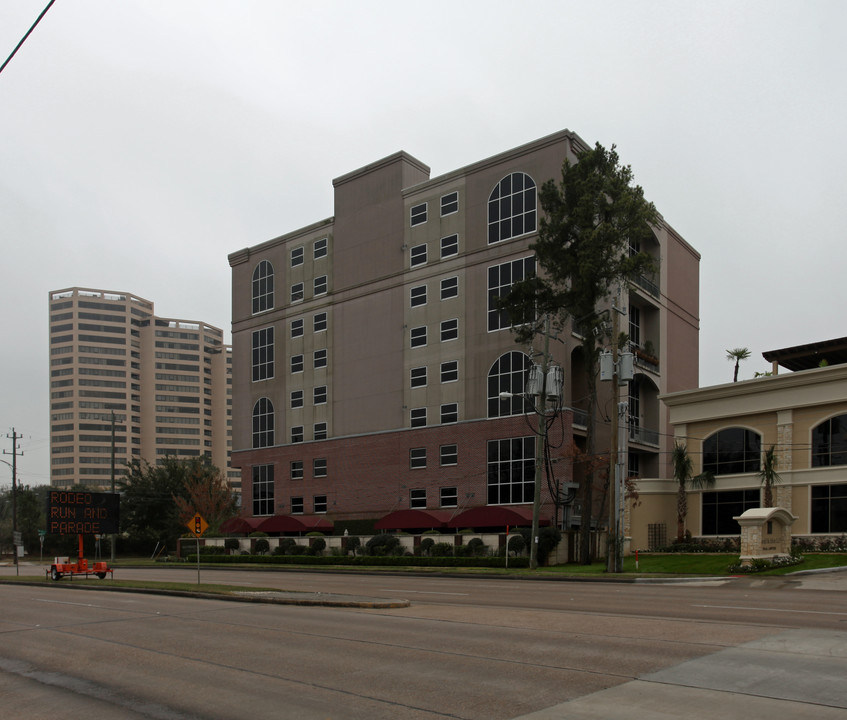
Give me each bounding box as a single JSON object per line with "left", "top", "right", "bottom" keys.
{"left": 498, "top": 142, "right": 659, "bottom": 564}
{"left": 119, "top": 456, "right": 237, "bottom": 551}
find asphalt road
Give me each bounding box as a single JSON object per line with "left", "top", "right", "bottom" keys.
{"left": 2, "top": 564, "right": 847, "bottom": 719}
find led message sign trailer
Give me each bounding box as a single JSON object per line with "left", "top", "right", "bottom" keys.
{"left": 46, "top": 491, "right": 120, "bottom": 535}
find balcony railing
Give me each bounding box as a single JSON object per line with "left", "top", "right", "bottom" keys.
{"left": 628, "top": 424, "right": 659, "bottom": 447}
{"left": 633, "top": 274, "right": 660, "bottom": 298}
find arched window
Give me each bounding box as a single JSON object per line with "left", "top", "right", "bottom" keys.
{"left": 487, "top": 351, "right": 532, "bottom": 418}
{"left": 252, "top": 260, "right": 274, "bottom": 314}
{"left": 702, "top": 428, "right": 761, "bottom": 475}
{"left": 252, "top": 397, "right": 274, "bottom": 449}
{"left": 812, "top": 414, "right": 847, "bottom": 467}
{"left": 488, "top": 172, "right": 537, "bottom": 244}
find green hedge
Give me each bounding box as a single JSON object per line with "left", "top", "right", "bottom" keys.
{"left": 190, "top": 553, "right": 529, "bottom": 569}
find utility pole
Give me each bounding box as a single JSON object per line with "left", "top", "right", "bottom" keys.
{"left": 529, "top": 315, "right": 551, "bottom": 570}
{"left": 110, "top": 411, "right": 116, "bottom": 563}
{"left": 5, "top": 429, "right": 23, "bottom": 575}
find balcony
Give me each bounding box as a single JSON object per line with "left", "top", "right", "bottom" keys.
{"left": 628, "top": 424, "right": 659, "bottom": 447}
{"left": 633, "top": 274, "right": 659, "bottom": 299}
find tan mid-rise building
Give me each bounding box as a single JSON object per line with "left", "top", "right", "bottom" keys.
{"left": 229, "top": 130, "right": 701, "bottom": 532}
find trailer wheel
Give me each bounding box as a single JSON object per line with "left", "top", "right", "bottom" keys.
{"left": 50, "top": 567, "right": 62, "bottom": 581}
{"left": 96, "top": 572, "right": 107, "bottom": 579}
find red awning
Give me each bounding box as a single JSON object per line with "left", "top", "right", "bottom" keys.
{"left": 256, "top": 515, "right": 334, "bottom": 534}
{"left": 374, "top": 509, "right": 454, "bottom": 531}
{"left": 447, "top": 505, "right": 550, "bottom": 529}
{"left": 220, "top": 516, "right": 260, "bottom": 535}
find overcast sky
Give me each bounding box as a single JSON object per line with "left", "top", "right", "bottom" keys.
{"left": 2, "top": 0, "right": 845, "bottom": 488}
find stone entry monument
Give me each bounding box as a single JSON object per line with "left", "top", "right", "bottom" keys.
{"left": 734, "top": 507, "right": 797, "bottom": 567}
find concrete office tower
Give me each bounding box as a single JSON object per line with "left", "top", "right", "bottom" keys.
{"left": 229, "top": 130, "right": 700, "bottom": 531}
{"left": 48, "top": 287, "right": 237, "bottom": 492}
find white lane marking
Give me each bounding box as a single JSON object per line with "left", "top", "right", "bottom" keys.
{"left": 694, "top": 603, "right": 847, "bottom": 617}
{"left": 379, "top": 589, "right": 469, "bottom": 596}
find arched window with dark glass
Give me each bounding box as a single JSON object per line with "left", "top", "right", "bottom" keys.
{"left": 488, "top": 172, "right": 537, "bottom": 244}
{"left": 252, "top": 260, "right": 274, "bottom": 314}
{"left": 487, "top": 351, "right": 533, "bottom": 418}
{"left": 812, "top": 414, "right": 847, "bottom": 467}
{"left": 702, "top": 428, "right": 761, "bottom": 475}
{"left": 252, "top": 397, "right": 274, "bottom": 449}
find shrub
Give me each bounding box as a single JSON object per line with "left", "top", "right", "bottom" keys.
{"left": 345, "top": 536, "right": 362, "bottom": 556}
{"left": 200, "top": 545, "right": 227, "bottom": 555}
{"left": 430, "top": 542, "right": 454, "bottom": 557}
{"left": 249, "top": 531, "right": 268, "bottom": 538}
{"left": 519, "top": 526, "right": 562, "bottom": 565}
{"left": 507, "top": 534, "right": 526, "bottom": 555}
{"left": 254, "top": 538, "right": 270, "bottom": 555}
{"left": 224, "top": 538, "right": 240, "bottom": 553}
{"left": 365, "top": 533, "right": 401, "bottom": 556}
{"left": 466, "top": 538, "right": 487, "bottom": 557}
{"left": 419, "top": 537, "right": 435, "bottom": 556}
{"left": 310, "top": 537, "right": 326, "bottom": 555}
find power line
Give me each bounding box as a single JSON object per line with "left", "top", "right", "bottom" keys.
{"left": 0, "top": 0, "right": 58, "bottom": 77}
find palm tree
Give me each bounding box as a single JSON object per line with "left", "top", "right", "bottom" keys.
{"left": 672, "top": 441, "right": 715, "bottom": 542}
{"left": 726, "top": 347, "right": 751, "bottom": 382}
{"left": 758, "top": 445, "right": 783, "bottom": 508}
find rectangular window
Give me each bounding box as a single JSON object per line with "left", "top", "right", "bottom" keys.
{"left": 410, "top": 326, "right": 427, "bottom": 348}
{"left": 314, "top": 275, "right": 328, "bottom": 296}
{"left": 440, "top": 318, "right": 458, "bottom": 342}
{"left": 410, "top": 202, "right": 427, "bottom": 226}
{"left": 291, "top": 247, "right": 304, "bottom": 267}
{"left": 410, "top": 488, "right": 426, "bottom": 509}
{"left": 290, "top": 390, "right": 304, "bottom": 409}
{"left": 440, "top": 277, "right": 458, "bottom": 300}
{"left": 701, "top": 489, "right": 761, "bottom": 535}
{"left": 440, "top": 234, "right": 458, "bottom": 259}
{"left": 440, "top": 360, "right": 458, "bottom": 383}
{"left": 314, "top": 495, "right": 328, "bottom": 514}
{"left": 314, "top": 458, "right": 327, "bottom": 477}
{"left": 410, "top": 366, "right": 427, "bottom": 388}
{"left": 252, "top": 464, "right": 274, "bottom": 516}
{"left": 290, "top": 460, "right": 304, "bottom": 480}
{"left": 410, "top": 244, "right": 427, "bottom": 267}
{"left": 488, "top": 256, "right": 536, "bottom": 332}
{"left": 313, "top": 312, "right": 327, "bottom": 332}
{"left": 314, "top": 237, "right": 328, "bottom": 259}
{"left": 410, "top": 407, "right": 427, "bottom": 427}
{"left": 487, "top": 436, "right": 536, "bottom": 505}
{"left": 314, "top": 386, "right": 327, "bottom": 404}
{"left": 440, "top": 403, "right": 458, "bottom": 424}
{"left": 410, "top": 285, "right": 427, "bottom": 307}
{"left": 291, "top": 426, "right": 304, "bottom": 443}
{"left": 291, "top": 282, "right": 304, "bottom": 303}
{"left": 290, "top": 354, "right": 304, "bottom": 373}
{"left": 291, "top": 496, "right": 304, "bottom": 514}
{"left": 291, "top": 318, "right": 304, "bottom": 338}
{"left": 440, "top": 191, "right": 458, "bottom": 216}
{"left": 440, "top": 444, "right": 458, "bottom": 466}
{"left": 314, "top": 422, "right": 327, "bottom": 440}
{"left": 811, "top": 484, "right": 847, "bottom": 533}
{"left": 440, "top": 486, "right": 458, "bottom": 508}
{"left": 410, "top": 447, "right": 426, "bottom": 469}
{"left": 313, "top": 349, "right": 327, "bottom": 369}
{"left": 251, "top": 327, "right": 274, "bottom": 382}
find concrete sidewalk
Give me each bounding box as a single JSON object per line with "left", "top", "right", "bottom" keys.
{"left": 512, "top": 629, "right": 847, "bottom": 719}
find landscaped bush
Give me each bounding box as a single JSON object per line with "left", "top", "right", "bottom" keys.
{"left": 656, "top": 537, "right": 740, "bottom": 553}
{"left": 507, "top": 534, "right": 526, "bottom": 555}
{"left": 419, "top": 537, "right": 435, "bottom": 556}
{"left": 430, "top": 542, "right": 454, "bottom": 557}
{"left": 254, "top": 538, "right": 270, "bottom": 555}
{"left": 365, "top": 533, "right": 401, "bottom": 556}
{"left": 310, "top": 537, "right": 326, "bottom": 555}
{"left": 224, "top": 538, "right": 240, "bottom": 553}
{"left": 199, "top": 545, "right": 227, "bottom": 555}
{"left": 466, "top": 537, "right": 487, "bottom": 557}
{"left": 794, "top": 535, "right": 847, "bottom": 552}
{"left": 519, "top": 526, "right": 562, "bottom": 565}
{"left": 184, "top": 553, "right": 530, "bottom": 569}
{"left": 344, "top": 536, "right": 361, "bottom": 556}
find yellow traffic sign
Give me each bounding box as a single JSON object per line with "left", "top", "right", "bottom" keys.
{"left": 187, "top": 513, "right": 208, "bottom": 537}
